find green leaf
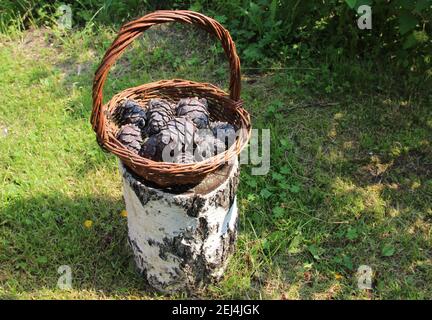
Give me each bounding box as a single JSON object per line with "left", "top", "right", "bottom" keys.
{"left": 288, "top": 234, "right": 302, "bottom": 254}
{"left": 345, "top": 0, "right": 357, "bottom": 9}
{"left": 246, "top": 178, "right": 257, "bottom": 188}
{"left": 289, "top": 184, "right": 301, "bottom": 193}
{"left": 280, "top": 138, "right": 293, "bottom": 149}
{"left": 189, "top": 1, "right": 202, "bottom": 12}
{"left": 308, "top": 244, "right": 323, "bottom": 260}
{"left": 260, "top": 188, "right": 272, "bottom": 199}
{"left": 278, "top": 182, "right": 290, "bottom": 189}
{"left": 262, "top": 238, "right": 270, "bottom": 251}
{"left": 382, "top": 244, "right": 395, "bottom": 257}
{"left": 280, "top": 166, "right": 291, "bottom": 175}
{"left": 353, "top": 0, "right": 373, "bottom": 9}
{"left": 272, "top": 206, "right": 284, "bottom": 218}
{"left": 399, "top": 12, "right": 419, "bottom": 35}
{"left": 342, "top": 255, "right": 353, "bottom": 270}
{"left": 403, "top": 33, "right": 418, "bottom": 49}
{"left": 186, "top": 57, "right": 199, "bottom": 66}
{"left": 37, "top": 256, "right": 48, "bottom": 265}
{"left": 272, "top": 172, "right": 285, "bottom": 181}
{"left": 413, "top": 30, "right": 429, "bottom": 43}
{"left": 214, "top": 15, "right": 227, "bottom": 24}
{"left": 247, "top": 194, "right": 256, "bottom": 201}
{"left": 346, "top": 228, "right": 359, "bottom": 240}
{"left": 266, "top": 104, "right": 276, "bottom": 115}
{"left": 16, "top": 262, "right": 28, "bottom": 270}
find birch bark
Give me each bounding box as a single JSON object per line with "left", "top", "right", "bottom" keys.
{"left": 120, "top": 159, "right": 240, "bottom": 293}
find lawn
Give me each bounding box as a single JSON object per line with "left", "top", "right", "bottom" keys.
{"left": 0, "top": 24, "right": 431, "bottom": 299}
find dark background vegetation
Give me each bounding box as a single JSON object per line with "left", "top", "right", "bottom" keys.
{"left": 1, "top": 0, "right": 431, "bottom": 73}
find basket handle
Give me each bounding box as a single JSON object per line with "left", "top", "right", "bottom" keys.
{"left": 91, "top": 10, "right": 241, "bottom": 145}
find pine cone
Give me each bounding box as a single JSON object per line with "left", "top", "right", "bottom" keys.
{"left": 211, "top": 121, "right": 236, "bottom": 148}
{"left": 194, "top": 129, "right": 226, "bottom": 161}
{"left": 166, "top": 117, "right": 196, "bottom": 143}
{"left": 144, "top": 99, "right": 176, "bottom": 135}
{"left": 116, "top": 124, "right": 143, "bottom": 154}
{"left": 139, "top": 135, "right": 159, "bottom": 160}
{"left": 112, "top": 99, "right": 146, "bottom": 129}
{"left": 140, "top": 117, "right": 196, "bottom": 162}
{"left": 159, "top": 117, "right": 196, "bottom": 162}
{"left": 176, "top": 97, "right": 209, "bottom": 129}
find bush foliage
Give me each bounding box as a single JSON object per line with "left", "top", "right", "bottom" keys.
{"left": 0, "top": 0, "right": 431, "bottom": 71}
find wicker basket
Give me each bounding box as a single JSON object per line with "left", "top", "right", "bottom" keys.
{"left": 91, "top": 10, "right": 251, "bottom": 187}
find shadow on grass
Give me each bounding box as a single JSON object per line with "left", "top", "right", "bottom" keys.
{"left": 0, "top": 194, "right": 165, "bottom": 299}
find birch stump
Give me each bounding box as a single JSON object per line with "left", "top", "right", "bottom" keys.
{"left": 120, "top": 159, "right": 240, "bottom": 293}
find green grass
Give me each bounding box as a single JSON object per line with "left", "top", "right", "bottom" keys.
{"left": 0, "top": 24, "right": 431, "bottom": 300}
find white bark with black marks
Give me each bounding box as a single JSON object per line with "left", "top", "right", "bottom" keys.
{"left": 120, "top": 159, "right": 239, "bottom": 293}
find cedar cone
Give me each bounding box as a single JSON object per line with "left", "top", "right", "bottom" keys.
{"left": 176, "top": 97, "right": 209, "bottom": 129}
{"left": 194, "top": 129, "right": 226, "bottom": 161}
{"left": 210, "top": 121, "right": 236, "bottom": 148}
{"left": 139, "top": 135, "right": 159, "bottom": 160}
{"left": 116, "top": 124, "right": 143, "bottom": 154}
{"left": 144, "top": 99, "right": 176, "bottom": 135}
{"left": 140, "top": 117, "right": 196, "bottom": 162}
{"left": 112, "top": 99, "right": 146, "bottom": 129}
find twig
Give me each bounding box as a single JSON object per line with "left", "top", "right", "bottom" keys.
{"left": 283, "top": 101, "right": 340, "bottom": 113}
{"left": 242, "top": 67, "right": 321, "bottom": 71}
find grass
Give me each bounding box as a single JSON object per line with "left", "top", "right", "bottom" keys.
{"left": 0, "top": 23, "right": 431, "bottom": 300}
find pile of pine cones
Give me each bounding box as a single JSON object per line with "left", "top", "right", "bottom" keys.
{"left": 112, "top": 98, "right": 236, "bottom": 164}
